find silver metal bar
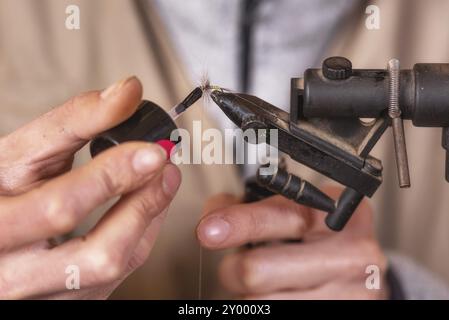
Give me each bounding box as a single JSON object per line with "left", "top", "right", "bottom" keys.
{"left": 388, "top": 58, "right": 411, "bottom": 188}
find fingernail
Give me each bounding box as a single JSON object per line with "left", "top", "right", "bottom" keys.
{"left": 132, "top": 147, "right": 165, "bottom": 174}
{"left": 162, "top": 165, "right": 181, "bottom": 196}
{"left": 100, "top": 76, "right": 136, "bottom": 99}
{"left": 198, "top": 216, "right": 231, "bottom": 245}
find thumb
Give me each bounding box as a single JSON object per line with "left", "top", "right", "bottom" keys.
{"left": 0, "top": 77, "right": 143, "bottom": 191}
{"left": 4, "top": 76, "right": 143, "bottom": 161}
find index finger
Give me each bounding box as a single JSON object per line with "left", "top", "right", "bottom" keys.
{"left": 196, "top": 195, "right": 313, "bottom": 249}
{"left": 2, "top": 76, "right": 142, "bottom": 163}
{"left": 0, "top": 142, "right": 166, "bottom": 251}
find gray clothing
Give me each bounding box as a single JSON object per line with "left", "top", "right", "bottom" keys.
{"left": 389, "top": 253, "right": 449, "bottom": 299}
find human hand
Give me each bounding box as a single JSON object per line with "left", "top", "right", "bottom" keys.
{"left": 196, "top": 188, "right": 388, "bottom": 299}
{"left": 0, "top": 77, "right": 181, "bottom": 299}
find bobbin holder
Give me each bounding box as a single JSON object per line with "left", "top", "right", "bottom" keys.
{"left": 210, "top": 57, "right": 449, "bottom": 231}
{"left": 90, "top": 100, "right": 179, "bottom": 158}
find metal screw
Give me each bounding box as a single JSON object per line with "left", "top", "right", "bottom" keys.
{"left": 388, "top": 58, "right": 411, "bottom": 188}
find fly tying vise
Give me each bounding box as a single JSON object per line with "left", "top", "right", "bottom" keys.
{"left": 91, "top": 56, "right": 449, "bottom": 232}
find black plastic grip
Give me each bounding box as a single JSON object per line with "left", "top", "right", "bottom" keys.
{"left": 257, "top": 167, "right": 335, "bottom": 212}
{"left": 90, "top": 100, "right": 178, "bottom": 157}
{"left": 325, "top": 187, "right": 364, "bottom": 231}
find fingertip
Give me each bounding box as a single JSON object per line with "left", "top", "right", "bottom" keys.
{"left": 93, "top": 142, "right": 167, "bottom": 178}
{"left": 132, "top": 145, "right": 166, "bottom": 175}
{"left": 197, "top": 194, "right": 240, "bottom": 247}
{"left": 63, "top": 76, "right": 143, "bottom": 141}
{"left": 97, "top": 76, "right": 143, "bottom": 129}
{"left": 100, "top": 76, "right": 142, "bottom": 100}
{"left": 197, "top": 215, "right": 231, "bottom": 248}
{"left": 121, "top": 76, "right": 143, "bottom": 104}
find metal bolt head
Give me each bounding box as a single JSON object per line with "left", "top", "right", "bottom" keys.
{"left": 322, "top": 56, "right": 352, "bottom": 80}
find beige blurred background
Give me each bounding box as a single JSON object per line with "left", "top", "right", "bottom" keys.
{"left": 1, "top": 0, "right": 449, "bottom": 298}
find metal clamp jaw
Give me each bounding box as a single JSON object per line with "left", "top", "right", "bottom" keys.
{"left": 211, "top": 56, "right": 449, "bottom": 231}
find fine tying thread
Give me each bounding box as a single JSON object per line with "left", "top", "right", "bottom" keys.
{"left": 195, "top": 73, "right": 225, "bottom": 301}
